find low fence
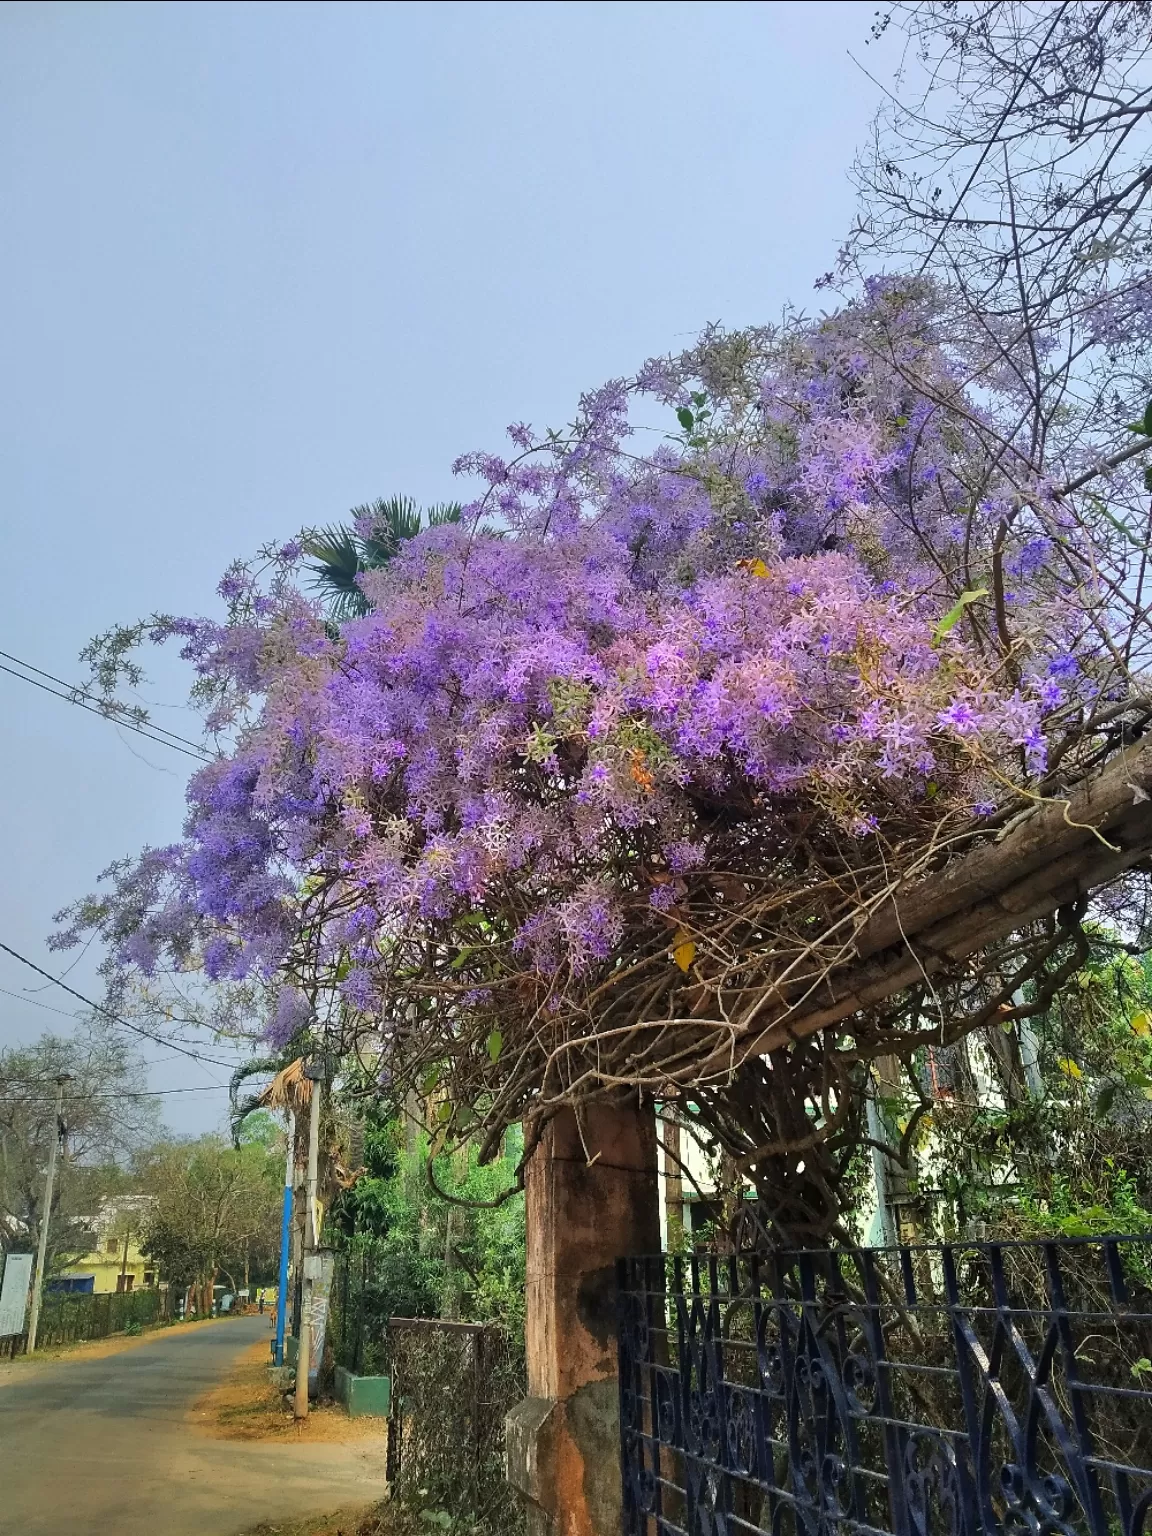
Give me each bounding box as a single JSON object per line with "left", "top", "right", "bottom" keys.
{"left": 387, "top": 1316, "right": 526, "bottom": 1535}
{"left": 0, "top": 1286, "right": 165, "bottom": 1357}
{"left": 617, "top": 1235, "right": 1152, "bottom": 1536}
{"left": 329, "top": 1245, "right": 393, "bottom": 1378}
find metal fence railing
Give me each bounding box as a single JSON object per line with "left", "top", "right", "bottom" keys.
{"left": 0, "top": 1286, "right": 165, "bottom": 1356}
{"left": 618, "top": 1236, "right": 1152, "bottom": 1536}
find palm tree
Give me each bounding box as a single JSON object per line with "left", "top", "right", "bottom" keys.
{"left": 302, "top": 495, "right": 462, "bottom": 622}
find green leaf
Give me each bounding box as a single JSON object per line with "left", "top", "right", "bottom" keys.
{"left": 436, "top": 1099, "right": 453, "bottom": 1124}
{"left": 933, "top": 588, "right": 989, "bottom": 643}
{"left": 1144, "top": 465, "right": 1152, "bottom": 494}
{"left": 487, "top": 1030, "right": 503, "bottom": 1063}
{"left": 421, "top": 1066, "right": 441, "bottom": 1096}
{"left": 1096, "top": 1081, "right": 1117, "bottom": 1115}
{"left": 677, "top": 407, "right": 695, "bottom": 432}
{"left": 1132, "top": 1357, "right": 1152, "bottom": 1379}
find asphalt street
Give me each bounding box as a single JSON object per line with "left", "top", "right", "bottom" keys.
{"left": 0, "top": 1315, "right": 387, "bottom": 1535}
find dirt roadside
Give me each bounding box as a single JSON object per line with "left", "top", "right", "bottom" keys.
{"left": 206, "top": 1339, "right": 396, "bottom": 1536}
{"left": 191, "top": 1337, "right": 387, "bottom": 1443}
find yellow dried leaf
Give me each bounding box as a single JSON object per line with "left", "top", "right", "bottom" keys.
{"left": 629, "top": 748, "right": 655, "bottom": 794}
{"left": 749, "top": 558, "right": 770, "bottom": 578}
{"left": 1057, "top": 1057, "right": 1084, "bottom": 1081}
{"left": 672, "top": 937, "right": 696, "bottom": 972}
{"left": 1131, "top": 1011, "right": 1152, "bottom": 1038}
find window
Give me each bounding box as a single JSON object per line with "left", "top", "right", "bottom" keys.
{"left": 143, "top": 1272, "right": 155, "bottom": 1287}
{"left": 115, "top": 1273, "right": 135, "bottom": 1293}
{"left": 106, "top": 1239, "right": 119, "bottom": 1255}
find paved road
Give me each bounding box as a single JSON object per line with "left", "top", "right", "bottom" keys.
{"left": 0, "top": 1315, "right": 388, "bottom": 1536}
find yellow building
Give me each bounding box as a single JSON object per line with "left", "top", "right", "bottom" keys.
{"left": 54, "top": 1196, "right": 159, "bottom": 1296}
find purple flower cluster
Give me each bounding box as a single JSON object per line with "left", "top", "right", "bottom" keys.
{"left": 54, "top": 294, "right": 1112, "bottom": 1032}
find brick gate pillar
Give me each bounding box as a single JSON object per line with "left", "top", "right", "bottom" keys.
{"left": 506, "top": 1097, "right": 661, "bottom": 1536}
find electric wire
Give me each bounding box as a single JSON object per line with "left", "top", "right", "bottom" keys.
{"left": 0, "top": 647, "right": 212, "bottom": 756}
{"left": 0, "top": 1084, "right": 234, "bottom": 1102}
{"left": 0, "top": 650, "right": 213, "bottom": 763}
{"left": 0, "top": 941, "right": 235, "bottom": 1067}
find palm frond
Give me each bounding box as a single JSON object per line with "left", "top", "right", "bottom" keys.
{"left": 257, "top": 1057, "right": 312, "bottom": 1114}
{"left": 228, "top": 1053, "right": 295, "bottom": 1145}
{"left": 305, "top": 496, "right": 461, "bottom": 625}
{"left": 426, "top": 502, "right": 463, "bottom": 528}
{"left": 301, "top": 523, "right": 371, "bottom": 621}
{"left": 354, "top": 496, "right": 424, "bottom": 569}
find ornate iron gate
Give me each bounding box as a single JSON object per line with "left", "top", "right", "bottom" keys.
{"left": 617, "top": 1237, "right": 1152, "bottom": 1536}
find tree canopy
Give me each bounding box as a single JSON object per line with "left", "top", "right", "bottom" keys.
{"left": 139, "top": 1133, "right": 282, "bottom": 1307}
{"left": 0, "top": 1024, "right": 159, "bottom": 1269}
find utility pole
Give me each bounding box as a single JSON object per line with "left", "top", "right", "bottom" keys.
{"left": 294, "top": 1063, "right": 323, "bottom": 1420}
{"left": 27, "top": 1073, "right": 71, "bottom": 1353}
{"left": 273, "top": 1108, "right": 295, "bottom": 1366}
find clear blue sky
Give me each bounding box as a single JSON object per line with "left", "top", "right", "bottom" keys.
{"left": 0, "top": 0, "right": 890, "bottom": 1132}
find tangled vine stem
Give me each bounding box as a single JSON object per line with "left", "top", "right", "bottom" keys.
{"left": 319, "top": 737, "right": 1151, "bottom": 1239}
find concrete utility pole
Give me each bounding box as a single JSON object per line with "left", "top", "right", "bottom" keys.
{"left": 293, "top": 1063, "right": 323, "bottom": 1420}
{"left": 27, "top": 1073, "right": 72, "bottom": 1354}
{"left": 273, "top": 1108, "right": 295, "bottom": 1366}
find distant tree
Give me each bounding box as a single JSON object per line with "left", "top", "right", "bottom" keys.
{"left": 303, "top": 495, "right": 461, "bottom": 621}
{"left": 235, "top": 1108, "right": 280, "bottom": 1152}
{"left": 0, "top": 1024, "right": 159, "bottom": 1271}
{"left": 139, "top": 1134, "right": 281, "bottom": 1311}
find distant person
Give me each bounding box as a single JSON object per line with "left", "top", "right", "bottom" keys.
{"left": 258, "top": 1289, "right": 265, "bottom": 1314}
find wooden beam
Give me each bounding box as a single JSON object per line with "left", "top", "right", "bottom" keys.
{"left": 710, "top": 738, "right": 1152, "bottom": 1069}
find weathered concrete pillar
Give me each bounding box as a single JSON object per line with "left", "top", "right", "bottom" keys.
{"left": 506, "top": 1098, "right": 660, "bottom": 1536}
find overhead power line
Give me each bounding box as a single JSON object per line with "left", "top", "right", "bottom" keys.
{"left": 0, "top": 647, "right": 213, "bottom": 763}
{"left": 0, "top": 941, "right": 234, "bottom": 1068}
{"left": 0, "top": 1084, "right": 233, "bottom": 1102}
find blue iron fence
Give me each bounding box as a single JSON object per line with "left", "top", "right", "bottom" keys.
{"left": 617, "top": 1237, "right": 1152, "bottom": 1536}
